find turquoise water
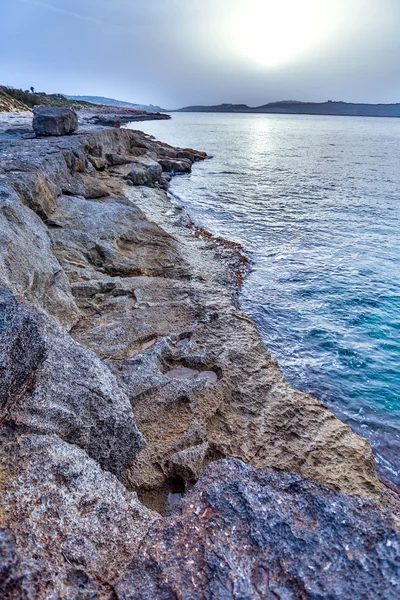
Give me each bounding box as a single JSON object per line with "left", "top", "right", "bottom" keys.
{"left": 129, "top": 113, "right": 400, "bottom": 486}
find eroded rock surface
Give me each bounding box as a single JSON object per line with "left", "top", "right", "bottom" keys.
{"left": 0, "top": 183, "right": 79, "bottom": 329}
{"left": 0, "top": 432, "right": 158, "bottom": 599}
{"left": 116, "top": 459, "right": 400, "bottom": 600}
{"left": 0, "top": 117, "right": 397, "bottom": 599}
{"left": 0, "top": 292, "right": 144, "bottom": 475}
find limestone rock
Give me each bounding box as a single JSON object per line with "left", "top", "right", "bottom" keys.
{"left": 116, "top": 459, "right": 400, "bottom": 600}
{"left": 33, "top": 106, "right": 78, "bottom": 136}
{"left": 158, "top": 157, "right": 192, "bottom": 173}
{"left": 7, "top": 170, "right": 57, "bottom": 220}
{"left": 0, "top": 183, "right": 79, "bottom": 330}
{"left": 127, "top": 161, "right": 163, "bottom": 186}
{"left": 0, "top": 121, "right": 395, "bottom": 598}
{"left": 119, "top": 185, "right": 383, "bottom": 507}
{"left": 0, "top": 432, "right": 158, "bottom": 600}
{"left": 0, "top": 291, "right": 46, "bottom": 421}
{"left": 50, "top": 194, "right": 188, "bottom": 281}
{"left": 1, "top": 293, "right": 144, "bottom": 475}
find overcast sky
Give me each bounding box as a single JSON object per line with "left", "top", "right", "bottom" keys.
{"left": 1, "top": 0, "right": 400, "bottom": 108}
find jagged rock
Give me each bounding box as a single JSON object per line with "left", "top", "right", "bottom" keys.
{"left": 1, "top": 293, "right": 144, "bottom": 475}
{"left": 0, "top": 291, "right": 46, "bottom": 421}
{"left": 7, "top": 170, "right": 57, "bottom": 220}
{"left": 116, "top": 459, "right": 400, "bottom": 600}
{"left": 127, "top": 161, "right": 163, "bottom": 186}
{"left": 0, "top": 121, "right": 396, "bottom": 599}
{"left": 120, "top": 186, "right": 383, "bottom": 508}
{"left": 158, "top": 157, "right": 192, "bottom": 173}
{"left": 33, "top": 106, "right": 78, "bottom": 136}
{"left": 0, "top": 432, "right": 158, "bottom": 599}
{"left": 0, "top": 127, "right": 383, "bottom": 504}
{"left": 167, "top": 442, "right": 210, "bottom": 485}
{"left": 0, "top": 528, "right": 29, "bottom": 600}
{"left": 0, "top": 183, "right": 79, "bottom": 329}
{"left": 152, "top": 143, "right": 207, "bottom": 163}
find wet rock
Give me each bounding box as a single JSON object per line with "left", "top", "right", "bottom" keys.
{"left": 116, "top": 459, "right": 400, "bottom": 600}
{"left": 33, "top": 106, "right": 78, "bottom": 136}
{"left": 158, "top": 157, "right": 192, "bottom": 173}
{"left": 152, "top": 143, "right": 207, "bottom": 163}
{"left": 0, "top": 432, "right": 158, "bottom": 600}
{"left": 1, "top": 293, "right": 144, "bottom": 475}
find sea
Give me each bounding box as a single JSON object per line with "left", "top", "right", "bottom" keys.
{"left": 127, "top": 112, "right": 400, "bottom": 487}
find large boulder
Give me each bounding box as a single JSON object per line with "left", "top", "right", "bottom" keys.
{"left": 1, "top": 292, "right": 144, "bottom": 476}
{"left": 116, "top": 459, "right": 400, "bottom": 600}
{"left": 33, "top": 106, "right": 78, "bottom": 137}
{"left": 0, "top": 433, "right": 158, "bottom": 600}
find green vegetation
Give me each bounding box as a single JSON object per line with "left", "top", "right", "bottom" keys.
{"left": 0, "top": 86, "right": 98, "bottom": 110}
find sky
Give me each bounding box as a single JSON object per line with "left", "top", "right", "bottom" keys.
{"left": 1, "top": 0, "right": 400, "bottom": 108}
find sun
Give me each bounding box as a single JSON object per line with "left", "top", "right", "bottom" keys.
{"left": 230, "top": 0, "right": 332, "bottom": 68}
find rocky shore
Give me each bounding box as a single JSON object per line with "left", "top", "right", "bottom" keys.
{"left": 0, "top": 111, "right": 399, "bottom": 599}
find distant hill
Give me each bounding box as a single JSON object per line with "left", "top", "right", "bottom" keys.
{"left": 0, "top": 86, "right": 96, "bottom": 112}
{"left": 178, "top": 103, "right": 252, "bottom": 113}
{"left": 67, "top": 95, "right": 167, "bottom": 113}
{"left": 176, "top": 100, "right": 400, "bottom": 118}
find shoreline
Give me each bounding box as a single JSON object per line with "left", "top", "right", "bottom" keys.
{"left": 164, "top": 167, "right": 400, "bottom": 517}
{"left": 0, "top": 113, "right": 398, "bottom": 597}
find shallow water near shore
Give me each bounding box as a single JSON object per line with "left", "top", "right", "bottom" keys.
{"left": 128, "top": 113, "right": 400, "bottom": 487}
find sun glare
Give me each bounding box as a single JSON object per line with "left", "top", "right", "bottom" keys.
{"left": 231, "top": 0, "right": 332, "bottom": 68}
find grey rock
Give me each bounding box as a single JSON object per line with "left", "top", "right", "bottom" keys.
{"left": 158, "top": 157, "right": 192, "bottom": 173}
{"left": 127, "top": 161, "right": 163, "bottom": 186}
{"left": 50, "top": 193, "right": 188, "bottom": 282}
{"left": 1, "top": 293, "right": 144, "bottom": 475}
{"left": 116, "top": 459, "right": 400, "bottom": 600}
{"left": 1, "top": 432, "right": 158, "bottom": 600}
{"left": 0, "top": 183, "right": 79, "bottom": 330}
{"left": 33, "top": 106, "right": 78, "bottom": 137}
{"left": 0, "top": 528, "right": 24, "bottom": 600}
{"left": 6, "top": 170, "right": 57, "bottom": 220}
{"left": 0, "top": 291, "right": 46, "bottom": 421}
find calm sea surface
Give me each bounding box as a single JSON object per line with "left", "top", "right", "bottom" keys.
{"left": 128, "top": 113, "right": 400, "bottom": 486}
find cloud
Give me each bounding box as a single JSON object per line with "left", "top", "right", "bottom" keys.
{"left": 14, "top": 0, "right": 103, "bottom": 25}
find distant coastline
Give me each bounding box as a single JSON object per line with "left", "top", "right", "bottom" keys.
{"left": 174, "top": 100, "right": 400, "bottom": 118}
